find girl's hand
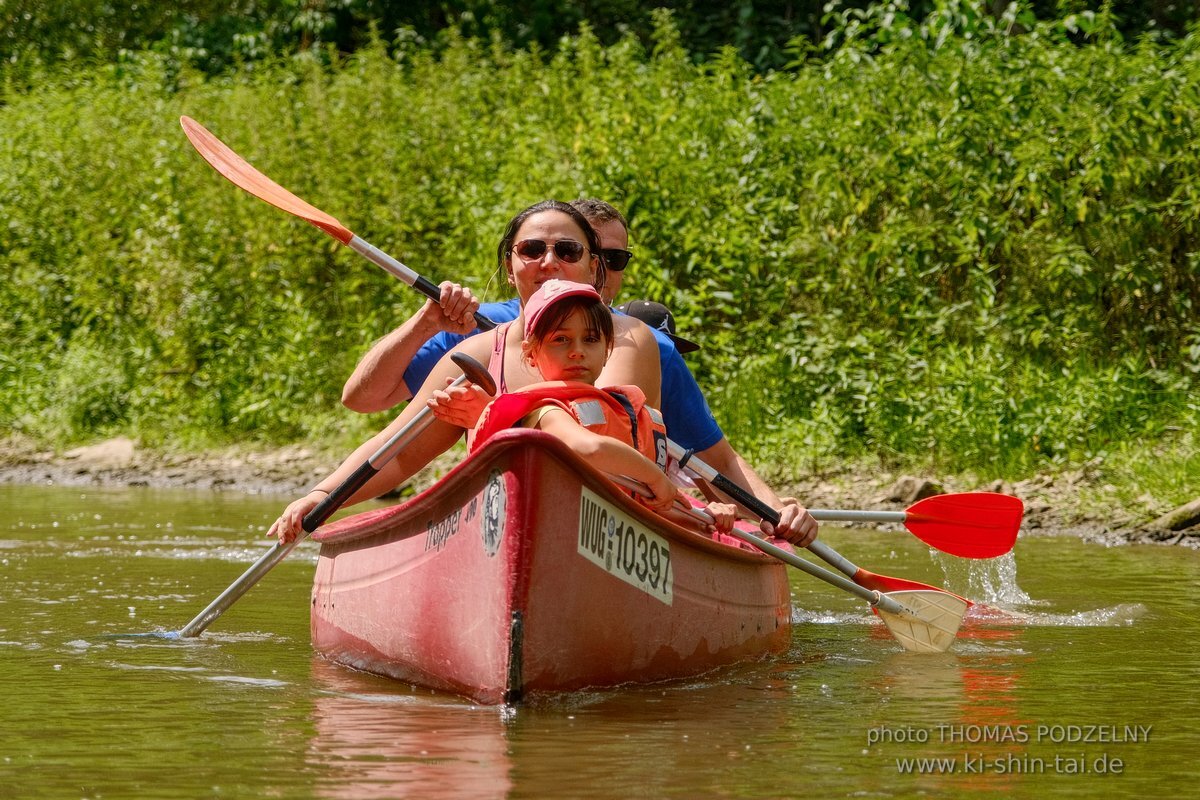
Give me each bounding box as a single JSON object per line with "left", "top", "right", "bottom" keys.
{"left": 641, "top": 471, "right": 681, "bottom": 514}
{"left": 427, "top": 379, "right": 492, "bottom": 428}
{"left": 267, "top": 491, "right": 326, "bottom": 544}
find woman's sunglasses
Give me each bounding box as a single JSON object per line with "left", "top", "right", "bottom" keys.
{"left": 601, "top": 248, "right": 633, "bottom": 272}
{"left": 512, "top": 239, "right": 589, "bottom": 264}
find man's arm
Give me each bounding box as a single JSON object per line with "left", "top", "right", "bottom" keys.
{"left": 342, "top": 283, "right": 480, "bottom": 413}
{"left": 692, "top": 437, "right": 818, "bottom": 547}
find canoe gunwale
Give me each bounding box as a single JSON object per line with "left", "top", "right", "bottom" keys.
{"left": 313, "top": 428, "right": 788, "bottom": 566}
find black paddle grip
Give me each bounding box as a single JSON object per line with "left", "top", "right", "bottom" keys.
{"left": 472, "top": 310, "right": 497, "bottom": 331}
{"left": 302, "top": 460, "right": 379, "bottom": 533}
{"left": 710, "top": 474, "right": 781, "bottom": 527}
{"left": 413, "top": 274, "right": 442, "bottom": 302}
{"left": 450, "top": 352, "right": 498, "bottom": 396}
{"left": 412, "top": 274, "right": 496, "bottom": 331}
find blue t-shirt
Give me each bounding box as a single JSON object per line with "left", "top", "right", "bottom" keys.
{"left": 403, "top": 298, "right": 724, "bottom": 452}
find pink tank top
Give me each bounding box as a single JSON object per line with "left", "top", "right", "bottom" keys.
{"left": 487, "top": 321, "right": 513, "bottom": 394}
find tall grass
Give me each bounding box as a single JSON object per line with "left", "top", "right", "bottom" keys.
{"left": 1, "top": 12, "right": 1197, "bottom": 488}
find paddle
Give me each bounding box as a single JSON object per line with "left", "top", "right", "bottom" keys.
{"left": 700, "top": 512, "right": 965, "bottom": 652}
{"left": 665, "top": 449, "right": 971, "bottom": 603}
{"left": 666, "top": 440, "right": 972, "bottom": 606}
{"left": 179, "top": 116, "right": 495, "bottom": 332}
{"left": 809, "top": 493, "right": 1022, "bottom": 559}
{"left": 175, "top": 353, "right": 496, "bottom": 638}
{"left": 608, "top": 474, "right": 966, "bottom": 653}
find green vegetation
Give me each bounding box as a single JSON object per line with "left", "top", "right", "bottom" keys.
{"left": 1, "top": 1, "right": 1193, "bottom": 77}
{"left": 1, "top": 3, "right": 1197, "bottom": 511}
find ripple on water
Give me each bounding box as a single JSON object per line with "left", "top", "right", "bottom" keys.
{"left": 791, "top": 608, "right": 875, "bottom": 626}
{"left": 58, "top": 540, "right": 319, "bottom": 564}
{"left": 963, "top": 600, "right": 1148, "bottom": 628}
{"left": 204, "top": 674, "right": 289, "bottom": 687}
{"left": 109, "top": 663, "right": 209, "bottom": 673}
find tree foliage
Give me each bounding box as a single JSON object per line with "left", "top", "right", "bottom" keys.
{"left": 1, "top": 0, "right": 1195, "bottom": 78}
{"left": 1, "top": 4, "right": 1197, "bottom": 478}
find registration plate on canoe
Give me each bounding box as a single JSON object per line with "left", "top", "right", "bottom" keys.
{"left": 577, "top": 486, "right": 673, "bottom": 605}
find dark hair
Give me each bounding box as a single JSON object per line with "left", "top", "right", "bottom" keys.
{"left": 569, "top": 198, "right": 628, "bottom": 231}
{"left": 497, "top": 200, "right": 606, "bottom": 292}
{"left": 528, "top": 295, "right": 615, "bottom": 347}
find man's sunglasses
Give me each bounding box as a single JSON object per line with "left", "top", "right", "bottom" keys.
{"left": 512, "top": 239, "right": 589, "bottom": 264}
{"left": 602, "top": 248, "right": 633, "bottom": 272}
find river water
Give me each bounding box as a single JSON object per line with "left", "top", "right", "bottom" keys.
{"left": 2, "top": 483, "right": 1196, "bottom": 798}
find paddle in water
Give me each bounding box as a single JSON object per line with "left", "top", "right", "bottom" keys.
{"left": 661, "top": 442, "right": 969, "bottom": 652}
{"left": 179, "top": 116, "right": 495, "bottom": 332}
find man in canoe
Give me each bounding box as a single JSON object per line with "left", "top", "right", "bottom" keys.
{"left": 268, "top": 200, "right": 816, "bottom": 545}
{"left": 613, "top": 299, "right": 701, "bottom": 355}
{"left": 338, "top": 198, "right": 818, "bottom": 544}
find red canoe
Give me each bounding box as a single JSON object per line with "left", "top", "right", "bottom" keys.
{"left": 310, "top": 429, "right": 792, "bottom": 704}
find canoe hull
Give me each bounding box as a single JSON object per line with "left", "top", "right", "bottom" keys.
{"left": 311, "top": 430, "right": 791, "bottom": 704}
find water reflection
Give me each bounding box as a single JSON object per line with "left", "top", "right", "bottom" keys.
{"left": 4, "top": 485, "right": 1200, "bottom": 799}
{"left": 309, "top": 659, "right": 513, "bottom": 799}
{"left": 305, "top": 654, "right": 816, "bottom": 799}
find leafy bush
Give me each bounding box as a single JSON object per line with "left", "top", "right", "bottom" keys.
{"left": 2, "top": 1, "right": 1194, "bottom": 79}
{"left": 1, "top": 8, "right": 1196, "bottom": 481}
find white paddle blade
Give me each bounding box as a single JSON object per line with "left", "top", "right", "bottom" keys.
{"left": 876, "top": 590, "right": 969, "bottom": 653}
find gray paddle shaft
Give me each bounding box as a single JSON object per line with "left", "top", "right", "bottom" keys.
{"left": 348, "top": 235, "right": 495, "bottom": 331}
{"left": 810, "top": 509, "right": 906, "bottom": 524}
{"left": 722, "top": 529, "right": 906, "bottom": 615}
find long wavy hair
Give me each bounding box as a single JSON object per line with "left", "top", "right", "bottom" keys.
{"left": 496, "top": 200, "right": 606, "bottom": 293}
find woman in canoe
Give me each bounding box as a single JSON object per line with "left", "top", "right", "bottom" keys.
{"left": 268, "top": 200, "right": 815, "bottom": 544}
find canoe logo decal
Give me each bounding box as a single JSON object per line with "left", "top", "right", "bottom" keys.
{"left": 578, "top": 486, "right": 673, "bottom": 605}
{"left": 425, "top": 507, "right": 464, "bottom": 553}
{"left": 481, "top": 470, "right": 506, "bottom": 558}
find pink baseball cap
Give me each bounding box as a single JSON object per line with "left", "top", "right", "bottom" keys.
{"left": 524, "top": 279, "right": 603, "bottom": 338}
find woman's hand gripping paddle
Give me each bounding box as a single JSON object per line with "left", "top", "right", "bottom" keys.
{"left": 179, "top": 116, "right": 495, "bottom": 332}
{"left": 174, "top": 353, "right": 496, "bottom": 638}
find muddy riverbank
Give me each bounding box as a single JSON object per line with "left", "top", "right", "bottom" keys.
{"left": 3, "top": 435, "right": 1196, "bottom": 549}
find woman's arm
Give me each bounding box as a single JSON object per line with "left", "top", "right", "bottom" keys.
{"left": 269, "top": 334, "right": 493, "bottom": 542}
{"left": 342, "top": 282, "right": 480, "bottom": 412}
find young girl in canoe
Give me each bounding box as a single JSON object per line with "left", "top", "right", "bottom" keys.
{"left": 444, "top": 278, "right": 738, "bottom": 531}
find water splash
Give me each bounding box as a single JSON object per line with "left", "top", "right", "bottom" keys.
{"left": 928, "top": 549, "right": 1147, "bottom": 629}
{"left": 933, "top": 551, "right": 1033, "bottom": 607}
{"left": 966, "top": 601, "right": 1147, "bottom": 628}
{"left": 1031, "top": 603, "right": 1147, "bottom": 627}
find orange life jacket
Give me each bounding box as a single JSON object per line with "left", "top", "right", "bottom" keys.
{"left": 472, "top": 381, "right": 668, "bottom": 470}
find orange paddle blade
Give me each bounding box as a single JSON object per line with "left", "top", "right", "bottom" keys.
{"left": 180, "top": 116, "right": 353, "bottom": 244}
{"left": 906, "top": 492, "right": 1023, "bottom": 559}
{"left": 852, "top": 568, "right": 973, "bottom": 608}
